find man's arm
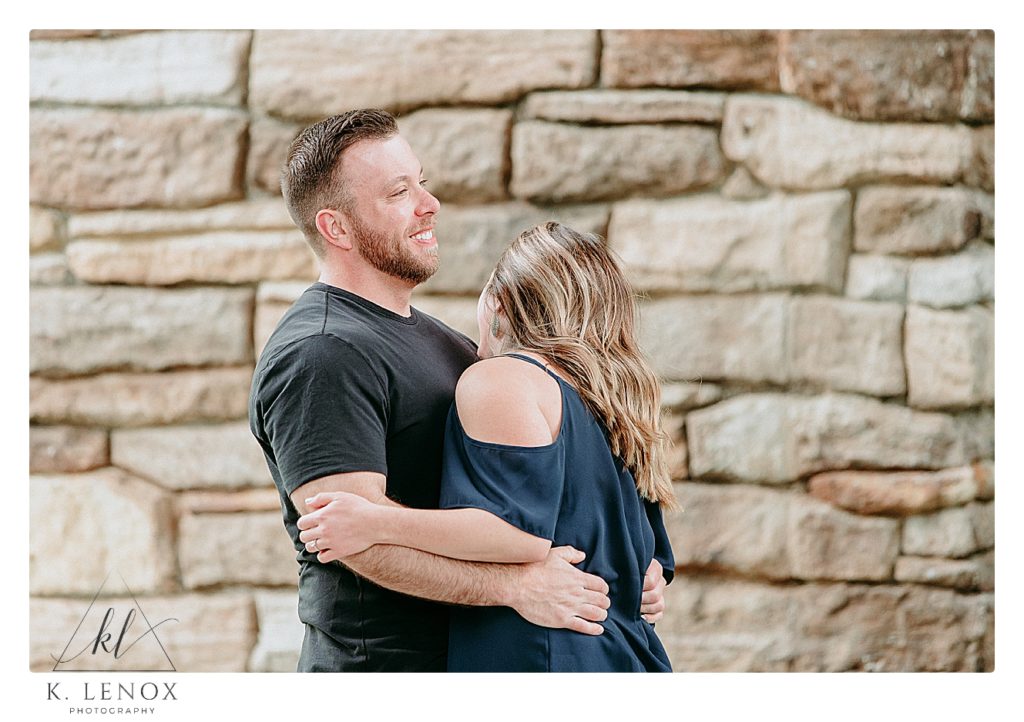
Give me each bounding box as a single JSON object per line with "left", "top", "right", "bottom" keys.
{"left": 291, "top": 473, "right": 610, "bottom": 635}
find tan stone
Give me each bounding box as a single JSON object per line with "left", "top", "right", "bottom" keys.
{"left": 30, "top": 107, "right": 247, "bottom": 210}
{"left": 30, "top": 593, "right": 256, "bottom": 672}
{"left": 961, "top": 31, "right": 994, "bottom": 121}
{"left": 973, "top": 460, "right": 994, "bottom": 500}
{"left": 248, "top": 116, "right": 302, "bottom": 194}
{"left": 111, "top": 422, "right": 272, "bottom": 491}
{"left": 254, "top": 302, "right": 294, "bottom": 359}
{"left": 30, "top": 469, "right": 177, "bottom": 595}
{"left": 29, "top": 253, "right": 71, "bottom": 285}
{"left": 610, "top": 192, "right": 850, "bottom": 293}
{"left": 791, "top": 584, "right": 991, "bottom": 671}
{"left": 779, "top": 30, "right": 972, "bottom": 122}
{"left": 521, "top": 89, "right": 726, "bottom": 123}
{"left": 895, "top": 551, "right": 994, "bottom": 591}
{"left": 31, "top": 30, "right": 131, "bottom": 40}
{"left": 639, "top": 295, "right": 789, "bottom": 384}
{"left": 179, "top": 512, "right": 298, "bottom": 589}
{"left": 31, "top": 287, "right": 253, "bottom": 375}
{"left": 30, "top": 367, "right": 253, "bottom": 427}
{"left": 177, "top": 488, "right": 281, "bottom": 515}
{"left": 787, "top": 495, "right": 900, "bottom": 581}
{"left": 958, "top": 409, "right": 995, "bottom": 463}
{"left": 853, "top": 187, "right": 993, "bottom": 255}
{"left": 662, "top": 413, "right": 689, "bottom": 480}
{"left": 720, "top": 166, "right": 771, "bottom": 200}
{"left": 844, "top": 254, "right": 910, "bottom": 302}
{"left": 248, "top": 590, "right": 303, "bottom": 672}
{"left": 399, "top": 108, "right": 512, "bottom": 203}
{"left": 722, "top": 95, "right": 972, "bottom": 190}
{"left": 257, "top": 280, "right": 311, "bottom": 305}
{"left": 808, "top": 466, "right": 988, "bottom": 516}
{"left": 30, "top": 426, "right": 108, "bottom": 473}
{"left": 67, "top": 231, "right": 317, "bottom": 285}
{"left": 253, "top": 281, "right": 313, "bottom": 357}
{"left": 666, "top": 482, "right": 791, "bottom": 579}
{"left": 907, "top": 241, "right": 994, "bottom": 308}
{"left": 602, "top": 30, "right": 780, "bottom": 90}
{"left": 970, "top": 500, "right": 994, "bottom": 549}
{"left": 250, "top": 30, "right": 597, "bottom": 117}
{"left": 657, "top": 576, "right": 800, "bottom": 671}
{"left": 903, "top": 503, "right": 992, "bottom": 558}
{"left": 669, "top": 482, "right": 899, "bottom": 582}
{"left": 966, "top": 124, "right": 994, "bottom": 192}
{"left": 788, "top": 297, "right": 905, "bottom": 396}
{"left": 511, "top": 121, "right": 724, "bottom": 203}
{"left": 660, "top": 381, "right": 723, "bottom": 412}
{"left": 422, "top": 202, "right": 609, "bottom": 294}
{"left": 905, "top": 305, "right": 994, "bottom": 409}
{"left": 659, "top": 577, "right": 991, "bottom": 671}
{"left": 410, "top": 296, "right": 480, "bottom": 343}
{"left": 31, "top": 31, "right": 250, "bottom": 106}
{"left": 30, "top": 206, "right": 63, "bottom": 252}
{"left": 687, "top": 393, "right": 970, "bottom": 484}
{"left": 68, "top": 198, "right": 295, "bottom": 239}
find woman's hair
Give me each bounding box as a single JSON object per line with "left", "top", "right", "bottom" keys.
{"left": 488, "top": 222, "right": 678, "bottom": 510}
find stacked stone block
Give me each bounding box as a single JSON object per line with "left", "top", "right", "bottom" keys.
{"left": 29, "top": 29, "right": 994, "bottom": 672}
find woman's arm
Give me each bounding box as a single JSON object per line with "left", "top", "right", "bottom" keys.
{"left": 297, "top": 357, "right": 562, "bottom": 563}
{"left": 299, "top": 493, "right": 551, "bottom": 562}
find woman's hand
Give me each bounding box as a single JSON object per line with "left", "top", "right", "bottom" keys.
{"left": 640, "top": 558, "right": 667, "bottom": 623}
{"left": 296, "top": 491, "right": 385, "bottom": 562}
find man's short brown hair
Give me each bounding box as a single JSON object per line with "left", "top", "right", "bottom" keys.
{"left": 281, "top": 109, "right": 399, "bottom": 257}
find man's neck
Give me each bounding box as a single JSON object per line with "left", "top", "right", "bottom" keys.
{"left": 317, "top": 264, "right": 415, "bottom": 317}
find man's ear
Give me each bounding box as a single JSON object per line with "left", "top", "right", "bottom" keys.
{"left": 314, "top": 208, "right": 354, "bottom": 251}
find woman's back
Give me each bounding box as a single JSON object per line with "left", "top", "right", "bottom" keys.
{"left": 440, "top": 353, "right": 674, "bottom": 672}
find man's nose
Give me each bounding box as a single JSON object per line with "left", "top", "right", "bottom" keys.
{"left": 417, "top": 186, "right": 440, "bottom": 216}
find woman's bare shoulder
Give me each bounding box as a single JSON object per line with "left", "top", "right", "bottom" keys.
{"left": 455, "top": 356, "right": 560, "bottom": 446}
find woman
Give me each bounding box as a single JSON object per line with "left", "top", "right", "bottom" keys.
{"left": 300, "top": 222, "right": 678, "bottom": 672}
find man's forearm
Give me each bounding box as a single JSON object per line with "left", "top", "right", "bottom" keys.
{"left": 336, "top": 543, "right": 520, "bottom": 607}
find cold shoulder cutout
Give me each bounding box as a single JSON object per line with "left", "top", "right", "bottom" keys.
{"left": 439, "top": 353, "right": 675, "bottom": 672}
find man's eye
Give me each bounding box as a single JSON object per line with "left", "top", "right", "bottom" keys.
{"left": 392, "top": 188, "right": 408, "bottom": 197}
{"left": 420, "top": 179, "right": 429, "bottom": 187}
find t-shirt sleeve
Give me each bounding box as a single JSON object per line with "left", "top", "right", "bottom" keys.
{"left": 438, "top": 405, "right": 566, "bottom": 540}
{"left": 645, "top": 498, "right": 676, "bottom": 585}
{"left": 254, "top": 334, "right": 388, "bottom": 496}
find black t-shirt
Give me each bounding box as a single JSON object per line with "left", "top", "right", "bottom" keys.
{"left": 248, "top": 282, "right": 478, "bottom": 671}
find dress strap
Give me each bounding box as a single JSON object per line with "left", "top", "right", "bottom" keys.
{"left": 502, "top": 352, "right": 563, "bottom": 383}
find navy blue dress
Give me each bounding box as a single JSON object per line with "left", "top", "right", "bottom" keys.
{"left": 439, "top": 353, "right": 674, "bottom": 672}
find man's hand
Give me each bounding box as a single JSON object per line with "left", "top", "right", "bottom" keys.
{"left": 508, "top": 546, "right": 610, "bottom": 635}
{"left": 640, "top": 558, "right": 667, "bottom": 623}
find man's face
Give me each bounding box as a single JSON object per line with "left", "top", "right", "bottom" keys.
{"left": 339, "top": 134, "right": 441, "bottom": 285}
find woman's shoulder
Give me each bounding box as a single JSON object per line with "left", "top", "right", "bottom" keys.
{"left": 455, "top": 356, "right": 562, "bottom": 447}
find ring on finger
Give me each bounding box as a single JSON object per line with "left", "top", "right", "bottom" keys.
{"left": 312, "top": 538, "right": 320, "bottom": 552}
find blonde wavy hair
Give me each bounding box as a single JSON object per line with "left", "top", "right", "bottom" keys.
{"left": 487, "top": 222, "right": 678, "bottom": 510}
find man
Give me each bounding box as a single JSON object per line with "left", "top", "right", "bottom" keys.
{"left": 248, "top": 109, "right": 667, "bottom": 672}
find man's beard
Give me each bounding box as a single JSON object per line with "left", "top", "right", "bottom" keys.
{"left": 350, "top": 214, "right": 439, "bottom": 285}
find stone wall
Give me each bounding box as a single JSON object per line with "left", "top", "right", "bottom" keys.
{"left": 28, "top": 29, "right": 995, "bottom": 672}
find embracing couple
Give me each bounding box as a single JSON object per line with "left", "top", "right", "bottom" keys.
{"left": 248, "top": 109, "right": 679, "bottom": 673}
